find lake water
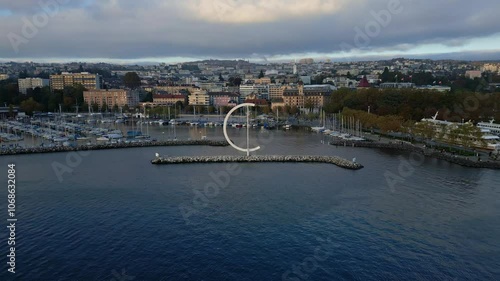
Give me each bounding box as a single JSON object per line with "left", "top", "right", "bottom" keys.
{"left": 1, "top": 127, "right": 499, "bottom": 280}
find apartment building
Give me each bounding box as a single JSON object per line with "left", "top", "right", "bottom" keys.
{"left": 154, "top": 85, "right": 199, "bottom": 94}
{"left": 83, "top": 89, "right": 139, "bottom": 108}
{"left": 282, "top": 85, "right": 332, "bottom": 109}
{"left": 268, "top": 84, "right": 287, "bottom": 101}
{"left": 208, "top": 92, "right": 239, "bottom": 108}
{"left": 153, "top": 94, "right": 187, "bottom": 106}
{"left": 188, "top": 90, "right": 210, "bottom": 106}
{"left": 18, "top": 78, "right": 49, "bottom": 94}
{"left": 50, "top": 72, "right": 102, "bottom": 91}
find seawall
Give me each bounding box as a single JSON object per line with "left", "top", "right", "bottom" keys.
{"left": 152, "top": 155, "right": 363, "bottom": 170}
{"left": 0, "top": 140, "right": 229, "bottom": 156}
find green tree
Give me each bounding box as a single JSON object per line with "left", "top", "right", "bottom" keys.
{"left": 20, "top": 98, "right": 42, "bottom": 116}
{"left": 413, "top": 121, "right": 436, "bottom": 140}
{"left": 258, "top": 70, "right": 264, "bottom": 79}
{"left": 8, "top": 104, "right": 14, "bottom": 117}
{"left": 101, "top": 102, "right": 108, "bottom": 112}
{"left": 123, "top": 72, "right": 142, "bottom": 89}
{"left": 91, "top": 102, "right": 99, "bottom": 113}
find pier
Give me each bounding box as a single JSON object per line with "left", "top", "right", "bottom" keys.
{"left": 0, "top": 140, "right": 229, "bottom": 156}
{"left": 151, "top": 155, "right": 364, "bottom": 170}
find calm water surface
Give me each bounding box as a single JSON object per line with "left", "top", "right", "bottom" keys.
{"left": 0, "top": 127, "right": 499, "bottom": 280}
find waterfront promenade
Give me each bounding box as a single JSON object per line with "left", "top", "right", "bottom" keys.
{"left": 329, "top": 139, "right": 500, "bottom": 169}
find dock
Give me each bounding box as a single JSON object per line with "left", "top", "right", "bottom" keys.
{"left": 151, "top": 155, "right": 364, "bottom": 170}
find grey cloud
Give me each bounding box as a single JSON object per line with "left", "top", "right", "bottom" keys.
{"left": 0, "top": 0, "right": 499, "bottom": 61}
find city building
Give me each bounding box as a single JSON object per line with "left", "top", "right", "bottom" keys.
{"left": 268, "top": 84, "right": 288, "bottom": 101}
{"left": 282, "top": 85, "right": 332, "bottom": 110}
{"left": 416, "top": 85, "right": 451, "bottom": 92}
{"left": 18, "top": 78, "right": 49, "bottom": 94}
{"left": 197, "top": 82, "right": 224, "bottom": 92}
{"left": 0, "top": 74, "right": 9, "bottom": 81}
{"left": 482, "top": 63, "right": 499, "bottom": 73}
{"left": 465, "top": 70, "right": 482, "bottom": 79}
{"left": 208, "top": 92, "right": 239, "bottom": 108}
{"left": 152, "top": 94, "right": 187, "bottom": 106}
{"left": 357, "top": 76, "right": 371, "bottom": 90}
{"left": 50, "top": 72, "right": 103, "bottom": 91}
{"left": 379, "top": 82, "right": 415, "bottom": 89}
{"left": 300, "top": 76, "right": 312, "bottom": 85}
{"left": 153, "top": 85, "right": 199, "bottom": 95}
{"left": 188, "top": 90, "right": 210, "bottom": 106}
{"left": 83, "top": 89, "right": 139, "bottom": 109}
{"left": 299, "top": 58, "right": 314, "bottom": 64}
{"left": 271, "top": 99, "right": 286, "bottom": 111}
{"left": 254, "top": 77, "right": 272, "bottom": 85}
{"left": 239, "top": 84, "right": 268, "bottom": 99}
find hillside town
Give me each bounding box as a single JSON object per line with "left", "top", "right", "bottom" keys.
{"left": 1, "top": 58, "right": 500, "bottom": 117}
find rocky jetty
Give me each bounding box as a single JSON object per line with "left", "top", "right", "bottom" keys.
{"left": 329, "top": 140, "right": 500, "bottom": 170}
{"left": 0, "top": 140, "right": 229, "bottom": 156}
{"left": 152, "top": 155, "right": 363, "bottom": 170}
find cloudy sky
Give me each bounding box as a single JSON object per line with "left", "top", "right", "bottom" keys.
{"left": 1, "top": 0, "right": 499, "bottom": 63}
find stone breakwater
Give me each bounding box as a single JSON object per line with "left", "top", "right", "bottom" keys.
{"left": 329, "top": 140, "right": 500, "bottom": 170}
{"left": 151, "top": 155, "right": 364, "bottom": 170}
{"left": 0, "top": 140, "right": 229, "bottom": 156}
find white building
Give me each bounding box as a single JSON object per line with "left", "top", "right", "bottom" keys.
{"left": 18, "top": 78, "right": 50, "bottom": 94}
{"left": 0, "top": 74, "right": 9, "bottom": 81}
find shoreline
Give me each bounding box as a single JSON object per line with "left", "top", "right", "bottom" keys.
{"left": 152, "top": 155, "right": 363, "bottom": 170}
{"left": 0, "top": 139, "right": 229, "bottom": 156}
{"left": 329, "top": 139, "right": 500, "bottom": 169}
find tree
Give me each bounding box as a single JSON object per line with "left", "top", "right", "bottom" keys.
{"left": 304, "top": 98, "right": 315, "bottom": 112}
{"left": 8, "top": 104, "right": 14, "bottom": 118}
{"left": 123, "top": 72, "right": 141, "bottom": 89}
{"left": 101, "top": 102, "right": 108, "bottom": 112}
{"left": 261, "top": 106, "right": 271, "bottom": 114}
{"left": 175, "top": 101, "right": 184, "bottom": 110}
{"left": 219, "top": 73, "right": 224, "bottom": 82}
{"left": 380, "top": 67, "right": 390, "bottom": 82}
{"left": 20, "top": 98, "right": 41, "bottom": 116}
{"left": 228, "top": 77, "right": 242, "bottom": 87}
{"left": 142, "top": 92, "right": 153, "bottom": 102}
{"left": 258, "top": 70, "right": 265, "bottom": 79}
{"left": 413, "top": 121, "right": 435, "bottom": 140}
{"left": 91, "top": 102, "right": 99, "bottom": 113}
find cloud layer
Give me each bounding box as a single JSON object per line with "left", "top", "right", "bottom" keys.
{"left": 0, "top": 0, "right": 499, "bottom": 62}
